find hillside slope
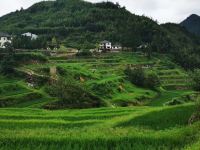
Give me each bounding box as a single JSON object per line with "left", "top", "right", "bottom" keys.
{"left": 0, "top": 0, "right": 200, "bottom": 69}
{"left": 161, "top": 23, "right": 200, "bottom": 69}
{"left": 0, "top": 0, "right": 195, "bottom": 51}
{"left": 0, "top": 0, "right": 162, "bottom": 49}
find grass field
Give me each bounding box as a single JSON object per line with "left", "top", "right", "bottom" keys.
{"left": 0, "top": 52, "right": 199, "bottom": 149}
{"left": 0, "top": 104, "right": 199, "bottom": 150}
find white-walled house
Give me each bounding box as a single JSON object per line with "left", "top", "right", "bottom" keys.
{"left": 99, "top": 40, "right": 122, "bottom": 52}
{"left": 0, "top": 32, "right": 12, "bottom": 48}
{"left": 99, "top": 40, "right": 112, "bottom": 51}
{"left": 137, "top": 44, "right": 148, "bottom": 49}
{"left": 22, "top": 32, "right": 38, "bottom": 40}
{"left": 112, "top": 44, "right": 122, "bottom": 51}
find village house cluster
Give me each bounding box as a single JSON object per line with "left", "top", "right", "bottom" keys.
{"left": 21, "top": 32, "right": 38, "bottom": 40}
{"left": 0, "top": 32, "right": 38, "bottom": 48}
{"left": 99, "top": 40, "right": 122, "bottom": 52}
{"left": 0, "top": 31, "right": 122, "bottom": 53}
{"left": 0, "top": 32, "right": 12, "bottom": 48}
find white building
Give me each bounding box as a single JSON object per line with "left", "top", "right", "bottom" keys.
{"left": 99, "top": 40, "right": 112, "bottom": 51}
{"left": 0, "top": 32, "right": 12, "bottom": 48}
{"left": 112, "top": 44, "right": 122, "bottom": 51}
{"left": 99, "top": 40, "right": 122, "bottom": 52}
{"left": 137, "top": 44, "right": 148, "bottom": 49}
{"left": 22, "top": 32, "right": 38, "bottom": 40}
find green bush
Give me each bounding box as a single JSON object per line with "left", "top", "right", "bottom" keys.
{"left": 44, "top": 78, "right": 104, "bottom": 109}
{"left": 0, "top": 43, "right": 16, "bottom": 75}
{"left": 145, "top": 71, "right": 161, "bottom": 89}
{"left": 190, "top": 69, "right": 200, "bottom": 91}
{"left": 90, "top": 81, "right": 117, "bottom": 98}
{"left": 125, "top": 67, "right": 160, "bottom": 89}
{"left": 124, "top": 67, "right": 145, "bottom": 87}
{"left": 76, "top": 50, "right": 92, "bottom": 57}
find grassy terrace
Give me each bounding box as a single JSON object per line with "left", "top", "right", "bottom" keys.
{"left": 0, "top": 52, "right": 199, "bottom": 149}
{"left": 0, "top": 52, "right": 194, "bottom": 107}
{"left": 0, "top": 104, "right": 199, "bottom": 149}
{"left": 0, "top": 75, "right": 55, "bottom": 108}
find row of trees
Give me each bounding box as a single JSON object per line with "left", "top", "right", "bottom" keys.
{"left": 12, "top": 36, "right": 60, "bottom": 50}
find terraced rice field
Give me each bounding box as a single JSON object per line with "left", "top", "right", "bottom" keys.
{"left": 1, "top": 52, "right": 193, "bottom": 107}
{"left": 0, "top": 76, "right": 54, "bottom": 108}
{"left": 0, "top": 104, "right": 199, "bottom": 150}
{"left": 0, "top": 52, "right": 199, "bottom": 149}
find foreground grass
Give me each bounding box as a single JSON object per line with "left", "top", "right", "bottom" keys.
{"left": 0, "top": 104, "right": 199, "bottom": 150}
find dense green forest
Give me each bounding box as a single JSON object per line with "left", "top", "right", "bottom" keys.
{"left": 0, "top": 0, "right": 200, "bottom": 69}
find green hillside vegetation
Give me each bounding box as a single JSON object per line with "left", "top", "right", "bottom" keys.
{"left": 0, "top": 0, "right": 200, "bottom": 69}
{"left": 0, "top": 50, "right": 195, "bottom": 108}
{"left": 0, "top": 50, "right": 199, "bottom": 149}
{"left": 0, "top": 0, "right": 200, "bottom": 149}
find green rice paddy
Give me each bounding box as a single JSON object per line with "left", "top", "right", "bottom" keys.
{"left": 0, "top": 52, "right": 199, "bottom": 149}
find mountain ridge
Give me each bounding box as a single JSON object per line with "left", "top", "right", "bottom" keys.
{"left": 180, "top": 14, "right": 200, "bottom": 36}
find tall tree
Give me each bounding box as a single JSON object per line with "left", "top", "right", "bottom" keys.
{"left": 0, "top": 43, "right": 16, "bottom": 74}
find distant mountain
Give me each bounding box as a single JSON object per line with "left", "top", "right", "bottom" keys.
{"left": 181, "top": 14, "right": 200, "bottom": 36}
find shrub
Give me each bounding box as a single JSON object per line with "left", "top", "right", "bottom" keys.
{"left": 190, "top": 69, "right": 200, "bottom": 91}
{"left": 125, "top": 67, "right": 160, "bottom": 89}
{"left": 44, "top": 78, "right": 104, "bottom": 109}
{"left": 76, "top": 50, "right": 92, "bottom": 57}
{"left": 90, "top": 81, "right": 117, "bottom": 98}
{"left": 0, "top": 43, "right": 16, "bottom": 75}
{"left": 145, "top": 71, "right": 160, "bottom": 89}
{"left": 124, "top": 67, "right": 145, "bottom": 87}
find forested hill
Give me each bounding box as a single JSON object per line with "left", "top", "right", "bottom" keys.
{"left": 0, "top": 0, "right": 200, "bottom": 69}
{"left": 0, "top": 0, "right": 165, "bottom": 49}
{"left": 181, "top": 14, "right": 200, "bottom": 36}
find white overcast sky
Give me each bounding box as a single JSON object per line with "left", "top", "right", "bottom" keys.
{"left": 0, "top": 0, "right": 199, "bottom": 23}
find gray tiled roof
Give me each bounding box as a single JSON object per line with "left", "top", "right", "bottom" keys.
{"left": 100, "top": 40, "right": 111, "bottom": 44}
{"left": 0, "top": 32, "right": 11, "bottom": 37}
